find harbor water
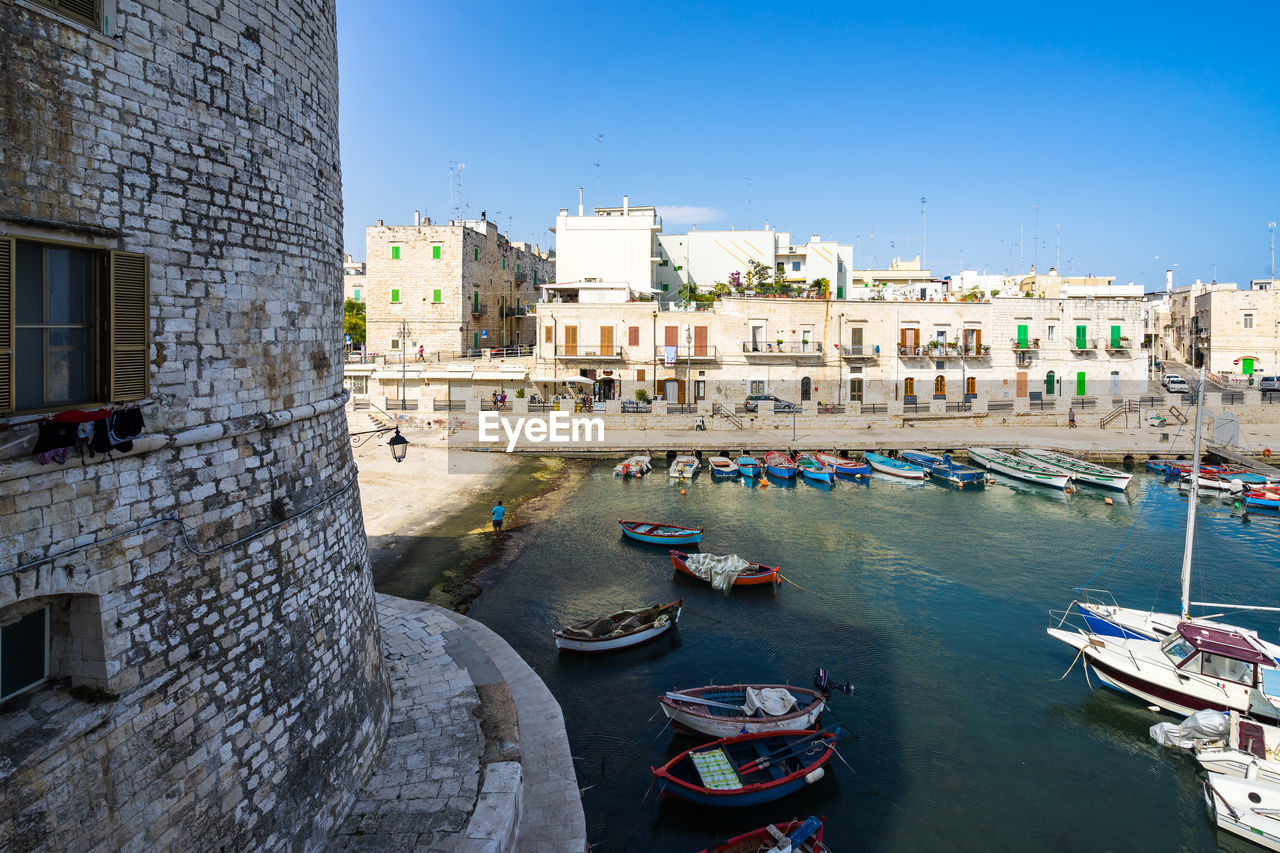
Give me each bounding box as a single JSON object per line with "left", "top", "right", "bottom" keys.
{"left": 464, "top": 463, "right": 1280, "bottom": 851}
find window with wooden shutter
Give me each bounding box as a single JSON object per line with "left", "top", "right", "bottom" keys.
{"left": 108, "top": 251, "right": 149, "bottom": 403}
{"left": 544, "top": 325, "right": 552, "bottom": 344}
{"left": 0, "top": 238, "right": 12, "bottom": 412}
{"left": 31, "top": 0, "right": 100, "bottom": 29}
{"left": 628, "top": 326, "right": 639, "bottom": 346}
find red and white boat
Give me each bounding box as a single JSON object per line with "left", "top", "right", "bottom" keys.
{"left": 670, "top": 550, "right": 780, "bottom": 588}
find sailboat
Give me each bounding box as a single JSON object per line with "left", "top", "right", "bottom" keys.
{"left": 1049, "top": 367, "right": 1280, "bottom": 721}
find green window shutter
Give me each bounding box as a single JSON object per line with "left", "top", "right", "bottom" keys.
{"left": 502, "top": 258, "right": 507, "bottom": 270}
{"left": 474, "top": 248, "right": 479, "bottom": 261}
{"left": 662, "top": 283, "right": 669, "bottom": 291}
{"left": 533, "top": 270, "right": 538, "bottom": 285}
{"left": 473, "top": 332, "right": 479, "bottom": 349}
{"left": 1016, "top": 324, "right": 1028, "bottom": 348}
{"left": 432, "top": 289, "right": 442, "bottom": 303}
{"left": 433, "top": 245, "right": 441, "bottom": 260}
{"left": 836, "top": 285, "right": 844, "bottom": 299}
{"left": 1076, "top": 372, "right": 1086, "bottom": 396}
{"left": 516, "top": 263, "right": 521, "bottom": 275}
{"left": 108, "top": 250, "right": 150, "bottom": 403}
{"left": 391, "top": 289, "right": 400, "bottom": 303}
{"left": 0, "top": 237, "right": 12, "bottom": 412}
{"left": 391, "top": 246, "right": 400, "bottom": 260}
{"left": 1110, "top": 325, "right": 1121, "bottom": 348}
{"left": 353, "top": 289, "right": 361, "bottom": 301}
{"left": 472, "top": 291, "right": 479, "bottom": 312}
{"left": 1076, "top": 325, "right": 1087, "bottom": 349}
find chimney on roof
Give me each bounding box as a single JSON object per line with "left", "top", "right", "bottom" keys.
{"left": 414, "top": 210, "right": 420, "bottom": 227}
{"left": 376, "top": 219, "right": 383, "bottom": 226}
{"left": 578, "top": 188, "right": 583, "bottom": 216}
{"left": 623, "top": 195, "right": 629, "bottom": 214}
{"left": 1166, "top": 269, "right": 1173, "bottom": 292}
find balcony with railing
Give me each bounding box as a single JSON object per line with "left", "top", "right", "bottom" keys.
{"left": 1104, "top": 337, "right": 1131, "bottom": 352}
{"left": 741, "top": 340, "right": 823, "bottom": 359}
{"left": 554, "top": 345, "right": 623, "bottom": 360}
{"left": 1070, "top": 337, "right": 1100, "bottom": 353}
{"left": 839, "top": 345, "right": 879, "bottom": 360}
{"left": 654, "top": 345, "right": 719, "bottom": 362}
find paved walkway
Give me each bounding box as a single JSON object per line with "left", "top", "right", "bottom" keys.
{"left": 330, "top": 596, "right": 585, "bottom": 852}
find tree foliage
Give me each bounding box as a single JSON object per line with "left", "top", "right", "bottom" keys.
{"left": 343, "top": 298, "right": 366, "bottom": 346}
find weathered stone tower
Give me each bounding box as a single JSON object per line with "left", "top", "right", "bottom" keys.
{"left": 0, "top": 1, "right": 389, "bottom": 849}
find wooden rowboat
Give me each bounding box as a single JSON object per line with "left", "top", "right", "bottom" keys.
{"left": 863, "top": 451, "right": 926, "bottom": 480}
{"left": 553, "top": 599, "right": 682, "bottom": 653}
{"left": 795, "top": 452, "right": 835, "bottom": 484}
{"left": 670, "top": 550, "right": 781, "bottom": 587}
{"left": 764, "top": 451, "right": 798, "bottom": 479}
{"left": 699, "top": 816, "right": 827, "bottom": 853}
{"left": 708, "top": 456, "right": 741, "bottom": 478}
{"left": 813, "top": 452, "right": 868, "bottom": 476}
{"left": 735, "top": 455, "right": 762, "bottom": 477}
{"left": 659, "top": 683, "right": 827, "bottom": 738}
{"left": 619, "top": 519, "right": 703, "bottom": 545}
{"left": 652, "top": 728, "right": 844, "bottom": 807}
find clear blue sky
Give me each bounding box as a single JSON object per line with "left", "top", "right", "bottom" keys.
{"left": 336, "top": 1, "right": 1280, "bottom": 289}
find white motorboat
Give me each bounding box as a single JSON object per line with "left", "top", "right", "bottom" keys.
{"left": 1204, "top": 771, "right": 1280, "bottom": 851}
{"left": 669, "top": 455, "right": 699, "bottom": 478}
{"left": 613, "top": 455, "right": 652, "bottom": 478}
{"left": 1018, "top": 448, "right": 1132, "bottom": 491}
{"left": 1049, "top": 367, "right": 1280, "bottom": 721}
{"left": 1154, "top": 709, "right": 1280, "bottom": 787}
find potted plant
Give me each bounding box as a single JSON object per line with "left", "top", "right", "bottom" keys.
{"left": 776, "top": 338, "right": 784, "bottom": 347}
{"left": 982, "top": 344, "right": 990, "bottom": 354}
{"left": 1032, "top": 338, "right": 1041, "bottom": 349}
{"left": 635, "top": 388, "right": 648, "bottom": 401}
{"left": 515, "top": 388, "right": 525, "bottom": 398}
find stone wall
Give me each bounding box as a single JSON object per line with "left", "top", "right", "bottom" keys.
{"left": 0, "top": 0, "right": 388, "bottom": 849}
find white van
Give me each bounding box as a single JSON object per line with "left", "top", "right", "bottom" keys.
{"left": 1165, "top": 375, "right": 1190, "bottom": 394}
{"left": 1260, "top": 376, "right": 1280, "bottom": 392}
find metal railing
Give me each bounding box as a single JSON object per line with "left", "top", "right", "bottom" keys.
{"left": 741, "top": 340, "right": 822, "bottom": 354}
{"left": 989, "top": 401, "right": 1014, "bottom": 412}
{"left": 385, "top": 399, "right": 419, "bottom": 411}
{"left": 432, "top": 399, "right": 464, "bottom": 411}
{"left": 840, "top": 345, "right": 880, "bottom": 358}
{"left": 553, "top": 345, "right": 623, "bottom": 358}
{"left": 1222, "top": 391, "right": 1243, "bottom": 405}
{"left": 861, "top": 403, "right": 886, "bottom": 414}
{"left": 654, "top": 345, "right": 719, "bottom": 361}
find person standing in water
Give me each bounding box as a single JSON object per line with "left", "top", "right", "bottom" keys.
{"left": 491, "top": 500, "right": 505, "bottom": 534}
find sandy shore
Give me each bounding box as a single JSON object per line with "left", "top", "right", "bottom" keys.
{"left": 353, "top": 426, "right": 519, "bottom": 538}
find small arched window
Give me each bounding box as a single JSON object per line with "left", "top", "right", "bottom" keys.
{"left": 934, "top": 375, "right": 946, "bottom": 396}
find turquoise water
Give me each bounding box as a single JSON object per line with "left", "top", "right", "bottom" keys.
{"left": 466, "top": 465, "right": 1280, "bottom": 851}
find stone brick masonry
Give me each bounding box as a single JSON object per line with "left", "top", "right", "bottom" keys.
{"left": 1, "top": 0, "right": 389, "bottom": 850}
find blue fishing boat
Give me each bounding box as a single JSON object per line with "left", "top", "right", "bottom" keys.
{"left": 735, "top": 455, "right": 762, "bottom": 478}
{"left": 618, "top": 519, "right": 703, "bottom": 545}
{"left": 863, "top": 451, "right": 926, "bottom": 480}
{"left": 899, "top": 450, "right": 986, "bottom": 488}
{"left": 764, "top": 451, "right": 798, "bottom": 479}
{"left": 795, "top": 453, "right": 835, "bottom": 484}
{"left": 652, "top": 728, "right": 844, "bottom": 808}
{"left": 814, "top": 452, "right": 869, "bottom": 477}
{"left": 1246, "top": 489, "right": 1280, "bottom": 510}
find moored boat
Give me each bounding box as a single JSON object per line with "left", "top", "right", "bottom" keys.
{"left": 659, "top": 683, "right": 828, "bottom": 738}
{"left": 967, "top": 446, "right": 1071, "bottom": 490}
{"left": 652, "top": 728, "right": 844, "bottom": 807}
{"left": 863, "top": 451, "right": 926, "bottom": 480}
{"left": 619, "top": 519, "right": 703, "bottom": 545}
{"left": 899, "top": 450, "right": 986, "bottom": 487}
{"left": 553, "top": 598, "right": 682, "bottom": 653}
{"left": 669, "top": 455, "right": 700, "bottom": 478}
{"left": 708, "top": 456, "right": 741, "bottom": 478}
{"left": 735, "top": 455, "right": 762, "bottom": 478}
{"left": 669, "top": 550, "right": 781, "bottom": 589}
{"left": 764, "top": 451, "right": 798, "bottom": 479}
{"left": 698, "top": 816, "right": 827, "bottom": 853}
{"left": 795, "top": 452, "right": 835, "bottom": 484}
{"left": 613, "top": 455, "right": 652, "bottom": 478}
{"left": 813, "top": 452, "right": 869, "bottom": 476}
{"left": 1247, "top": 488, "right": 1280, "bottom": 510}
{"left": 1018, "top": 448, "right": 1132, "bottom": 491}
{"left": 1203, "top": 772, "right": 1280, "bottom": 851}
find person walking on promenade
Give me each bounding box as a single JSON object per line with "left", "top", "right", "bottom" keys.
{"left": 491, "top": 500, "right": 505, "bottom": 535}
{"left": 1068, "top": 407, "right": 1077, "bottom": 428}
{"left": 416, "top": 345, "right": 425, "bottom": 362}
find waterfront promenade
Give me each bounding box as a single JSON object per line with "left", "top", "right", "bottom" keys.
{"left": 331, "top": 596, "right": 585, "bottom": 852}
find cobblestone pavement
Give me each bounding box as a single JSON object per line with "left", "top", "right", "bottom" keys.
{"left": 330, "top": 596, "right": 585, "bottom": 852}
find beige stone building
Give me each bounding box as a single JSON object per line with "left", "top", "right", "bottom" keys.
{"left": 361, "top": 216, "right": 554, "bottom": 358}
{"left": 530, "top": 293, "right": 1148, "bottom": 405}
{"left": 1156, "top": 279, "right": 1280, "bottom": 378}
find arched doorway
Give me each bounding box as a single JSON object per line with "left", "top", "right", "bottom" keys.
{"left": 904, "top": 377, "right": 915, "bottom": 397}
{"left": 800, "top": 376, "right": 812, "bottom": 401}
{"left": 1045, "top": 371, "right": 1056, "bottom": 396}
{"left": 934, "top": 375, "right": 946, "bottom": 397}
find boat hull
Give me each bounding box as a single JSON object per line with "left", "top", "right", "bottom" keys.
{"left": 736, "top": 458, "right": 762, "bottom": 478}
{"left": 554, "top": 602, "right": 682, "bottom": 653}
{"left": 968, "top": 447, "right": 1071, "bottom": 490}
{"left": 652, "top": 729, "right": 839, "bottom": 808}
{"left": 619, "top": 520, "right": 703, "bottom": 545}
{"left": 1204, "top": 774, "right": 1280, "bottom": 852}
{"left": 660, "top": 685, "right": 825, "bottom": 738}
{"left": 1019, "top": 449, "right": 1131, "bottom": 491}
{"left": 864, "top": 452, "right": 926, "bottom": 479}
{"left": 669, "top": 551, "right": 781, "bottom": 587}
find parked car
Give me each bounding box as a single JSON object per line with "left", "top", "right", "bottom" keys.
{"left": 1164, "top": 375, "right": 1190, "bottom": 394}
{"left": 744, "top": 394, "right": 798, "bottom": 413}
{"left": 1259, "top": 376, "right": 1280, "bottom": 392}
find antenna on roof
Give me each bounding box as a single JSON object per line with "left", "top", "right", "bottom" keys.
{"left": 594, "top": 134, "right": 604, "bottom": 204}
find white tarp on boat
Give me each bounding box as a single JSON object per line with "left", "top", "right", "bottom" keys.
{"left": 1150, "top": 708, "right": 1229, "bottom": 750}
{"left": 683, "top": 553, "right": 751, "bottom": 592}
{"left": 741, "top": 687, "right": 798, "bottom": 717}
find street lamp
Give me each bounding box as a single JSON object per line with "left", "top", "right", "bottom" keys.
{"left": 685, "top": 326, "right": 693, "bottom": 411}
{"left": 351, "top": 424, "right": 411, "bottom": 463}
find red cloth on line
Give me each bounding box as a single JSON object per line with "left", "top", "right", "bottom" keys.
{"left": 51, "top": 408, "right": 112, "bottom": 423}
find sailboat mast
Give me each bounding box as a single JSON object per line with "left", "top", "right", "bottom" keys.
{"left": 1180, "top": 365, "right": 1208, "bottom": 621}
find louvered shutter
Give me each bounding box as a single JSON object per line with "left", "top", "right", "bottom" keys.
{"left": 33, "top": 0, "right": 99, "bottom": 28}
{"left": 0, "top": 238, "right": 12, "bottom": 413}
{"left": 108, "top": 251, "right": 149, "bottom": 402}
